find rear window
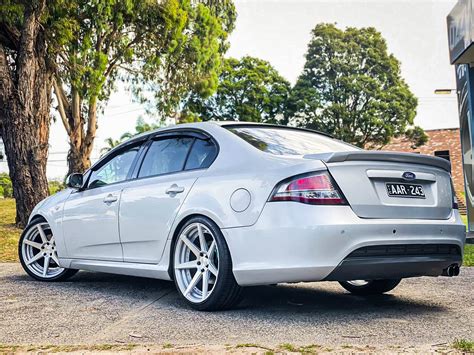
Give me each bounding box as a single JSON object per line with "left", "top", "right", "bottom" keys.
{"left": 227, "top": 126, "right": 358, "bottom": 155}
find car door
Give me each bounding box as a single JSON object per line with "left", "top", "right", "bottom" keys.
{"left": 62, "top": 142, "right": 142, "bottom": 261}
{"left": 119, "top": 133, "right": 218, "bottom": 264}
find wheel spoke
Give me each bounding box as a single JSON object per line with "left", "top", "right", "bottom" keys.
{"left": 26, "top": 252, "right": 44, "bottom": 265}
{"left": 22, "top": 222, "right": 65, "bottom": 279}
{"left": 197, "top": 224, "right": 207, "bottom": 252}
{"left": 175, "top": 223, "right": 221, "bottom": 303}
{"left": 184, "top": 271, "right": 202, "bottom": 296}
{"left": 202, "top": 270, "right": 209, "bottom": 300}
{"left": 208, "top": 241, "right": 216, "bottom": 258}
{"left": 51, "top": 253, "right": 60, "bottom": 266}
{"left": 176, "top": 260, "right": 198, "bottom": 270}
{"left": 208, "top": 262, "right": 218, "bottom": 276}
{"left": 23, "top": 239, "right": 43, "bottom": 250}
{"left": 43, "top": 256, "right": 50, "bottom": 276}
{"left": 37, "top": 224, "right": 48, "bottom": 244}
{"left": 180, "top": 234, "right": 200, "bottom": 257}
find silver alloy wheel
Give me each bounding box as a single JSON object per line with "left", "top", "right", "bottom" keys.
{"left": 174, "top": 222, "right": 219, "bottom": 303}
{"left": 21, "top": 222, "right": 64, "bottom": 278}
{"left": 347, "top": 280, "right": 369, "bottom": 286}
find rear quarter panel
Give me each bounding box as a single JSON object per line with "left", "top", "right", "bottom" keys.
{"left": 168, "top": 126, "right": 329, "bottom": 234}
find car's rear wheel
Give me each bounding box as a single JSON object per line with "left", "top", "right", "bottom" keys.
{"left": 172, "top": 217, "right": 242, "bottom": 311}
{"left": 19, "top": 219, "right": 78, "bottom": 282}
{"left": 339, "top": 279, "right": 401, "bottom": 295}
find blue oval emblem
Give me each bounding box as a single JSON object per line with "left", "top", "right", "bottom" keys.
{"left": 402, "top": 172, "right": 416, "bottom": 180}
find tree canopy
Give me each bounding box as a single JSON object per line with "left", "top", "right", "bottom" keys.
{"left": 287, "top": 24, "right": 420, "bottom": 148}
{"left": 0, "top": 0, "right": 236, "bottom": 175}
{"left": 0, "top": 0, "right": 236, "bottom": 224}
{"left": 186, "top": 56, "right": 291, "bottom": 123}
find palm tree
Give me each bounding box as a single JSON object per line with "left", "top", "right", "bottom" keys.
{"left": 120, "top": 117, "right": 160, "bottom": 141}
{"left": 101, "top": 117, "right": 161, "bottom": 156}
{"left": 100, "top": 137, "right": 122, "bottom": 155}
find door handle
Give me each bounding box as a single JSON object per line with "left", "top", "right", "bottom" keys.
{"left": 166, "top": 184, "right": 185, "bottom": 195}
{"left": 103, "top": 194, "right": 118, "bottom": 204}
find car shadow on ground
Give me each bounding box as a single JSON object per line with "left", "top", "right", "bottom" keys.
{"left": 8, "top": 270, "right": 446, "bottom": 319}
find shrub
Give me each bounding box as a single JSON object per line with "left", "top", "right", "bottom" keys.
{"left": 0, "top": 173, "right": 13, "bottom": 198}
{"left": 48, "top": 180, "right": 65, "bottom": 195}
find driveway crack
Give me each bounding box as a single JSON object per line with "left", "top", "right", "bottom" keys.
{"left": 88, "top": 289, "right": 174, "bottom": 342}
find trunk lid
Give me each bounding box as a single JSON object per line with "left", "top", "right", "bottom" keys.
{"left": 304, "top": 151, "right": 454, "bottom": 220}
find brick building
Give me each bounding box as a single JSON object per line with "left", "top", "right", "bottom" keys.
{"left": 383, "top": 128, "right": 465, "bottom": 211}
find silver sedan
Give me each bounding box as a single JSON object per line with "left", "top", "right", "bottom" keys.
{"left": 19, "top": 122, "right": 466, "bottom": 311}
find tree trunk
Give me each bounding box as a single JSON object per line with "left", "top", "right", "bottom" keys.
{"left": 0, "top": 2, "right": 52, "bottom": 227}
{"left": 66, "top": 97, "right": 97, "bottom": 176}
{"left": 52, "top": 80, "right": 98, "bottom": 176}
{"left": 67, "top": 143, "right": 91, "bottom": 176}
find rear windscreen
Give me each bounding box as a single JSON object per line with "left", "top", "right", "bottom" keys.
{"left": 227, "top": 126, "right": 358, "bottom": 155}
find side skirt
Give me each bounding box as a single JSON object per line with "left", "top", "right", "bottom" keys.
{"left": 59, "top": 258, "right": 172, "bottom": 280}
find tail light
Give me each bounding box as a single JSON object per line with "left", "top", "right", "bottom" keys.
{"left": 269, "top": 171, "right": 347, "bottom": 205}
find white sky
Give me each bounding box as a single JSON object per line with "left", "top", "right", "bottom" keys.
{"left": 0, "top": 0, "right": 460, "bottom": 179}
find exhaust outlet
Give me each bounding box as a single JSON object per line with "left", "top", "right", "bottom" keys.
{"left": 442, "top": 264, "right": 459, "bottom": 277}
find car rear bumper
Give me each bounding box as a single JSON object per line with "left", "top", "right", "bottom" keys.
{"left": 323, "top": 244, "right": 462, "bottom": 281}
{"left": 222, "top": 204, "right": 466, "bottom": 286}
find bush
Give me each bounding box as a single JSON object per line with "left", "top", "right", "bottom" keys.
{"left": 0, "top": 174, "right": 65, "bottom": 197}
{"left": 48, "top": 180, "right": 65, "bottom": 195}
{"left": 0, "top": 173, "right": 13, "bottom": 198}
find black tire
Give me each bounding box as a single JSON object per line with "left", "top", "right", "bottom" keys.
{"left": 18, "top": 219, "right": 78, "bottom": 282}
{"left": 339, "top": 279, "right": 401, "bottom": 295}
{"left": 172, "top": 216, "right": 242, "bottom": 311}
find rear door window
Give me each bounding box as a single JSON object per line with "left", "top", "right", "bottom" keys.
{"left": 138, "top": 137, "right": 194, "bottom": 178}
{"left": 185, "top": 139, "right": 218, "bottom": 170}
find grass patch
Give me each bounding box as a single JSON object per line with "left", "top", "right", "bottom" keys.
{"left": 0, "top": 199, "right": 21, "bottom": 262}
{"left": 279, "top": 343, "right": 298, "bottom": 352}
{"left": 299, "top": 344, "right": 323, "bottom": 354}
{"left": 278, "top": 343, "right": 324, "bottom": 354}
{"left": 235, "top": 343, "right": 273, "bottom": 351}
{"left": 464, "top": 244, "right": 474, "bottom": 267}
{"left": 453, "top": 338, "right": 474, "bottom": 352}
{"left": 460, "top": 214, "right": 474, "bottom": 266}
{"left": 0, "top": 343, "right": 137, "bottom": 353}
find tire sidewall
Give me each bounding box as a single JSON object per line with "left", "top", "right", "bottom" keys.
{"left": 339, "top": 279, "right": 401, "bottom": 295}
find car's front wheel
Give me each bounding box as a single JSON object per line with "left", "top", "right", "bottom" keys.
{"left": 19, "top": 219, "right": 78, "bottom": 281}
{"left": 339, "top": 279, "right": 401, "bottom": 295}
{"left": 172, "top": 217, "right": 242, "bottom": 311}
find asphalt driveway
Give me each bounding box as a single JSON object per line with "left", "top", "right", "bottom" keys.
{"left": 0, "top": 263, "right": 472, "bottom": 348}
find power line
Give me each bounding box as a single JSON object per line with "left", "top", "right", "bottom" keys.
{"left": 103, "top": 107, "right": 146, "bottom": 116}
{"left": 46, "top": 157, "right": 101, "bottom": 162}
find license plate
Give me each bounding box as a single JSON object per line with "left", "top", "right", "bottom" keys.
{"left": 386, "top": 183, "right": 425, "bottom": 198}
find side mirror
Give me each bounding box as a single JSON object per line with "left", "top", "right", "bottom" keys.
{"left": 66, "top": 173, "right": 83, "bottom": 189}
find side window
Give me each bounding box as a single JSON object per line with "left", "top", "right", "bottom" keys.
{"left": 88, "top": 145, "right": 140, "bottom": 188}
{"left": 138, "top": 137, "right": 193, "bottom": 178}
{"left": 185, "top": 139, "right": 218, "bottom": 170}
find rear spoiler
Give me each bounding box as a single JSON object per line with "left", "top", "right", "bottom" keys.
{"left": 303, "top": 151, "right": 451, "bottom": 173}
